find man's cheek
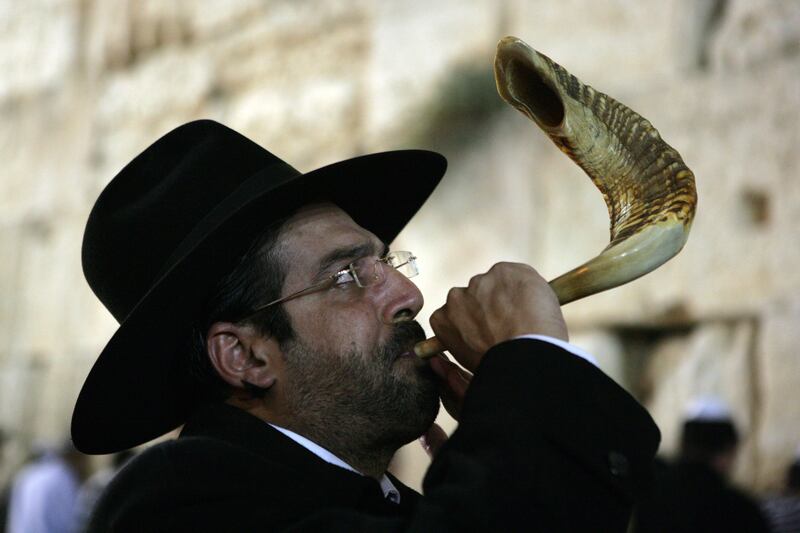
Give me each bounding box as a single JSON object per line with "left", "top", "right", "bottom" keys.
{"left": 339, "top": 309, "right": 383, "bottom": 342}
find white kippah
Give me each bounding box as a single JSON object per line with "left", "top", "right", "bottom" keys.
{"left": 684, "top": 396, "right": 733, "bottom": 422}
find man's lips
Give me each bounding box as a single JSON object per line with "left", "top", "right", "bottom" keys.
{"left": 385, "top": 320, "right": 427, "bottom": 363}
{"left": 391, "top": 342, "right": 420, "bottom": 362}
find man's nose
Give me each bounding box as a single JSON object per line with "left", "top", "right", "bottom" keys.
{"left": 375, "top": 266, "right": 424, "bottom": 325}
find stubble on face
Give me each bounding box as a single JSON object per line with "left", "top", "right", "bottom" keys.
{"left": 280, "top": 320, "right": 440, "bottom": 455}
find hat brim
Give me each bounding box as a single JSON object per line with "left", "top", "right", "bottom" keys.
{"left": 72, "top": 150, "right": 446, "bottom": 454}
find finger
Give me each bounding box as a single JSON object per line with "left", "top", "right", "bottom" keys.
{"left": 452, "top": 363, "right": 473, "bottom": 384}
{"left": 430, "top": 355, "right": 472, "bottom": 393}
{"left": 445, "top": 365, "right": 470, "bottom": 399}
{"left": 431, "top": 357, "right": 472, "bottom": 420}
{"left": 428, "top": 354, "right": 450, "bottom": 380}
{"left": 419, "top": 423, "right": 449, "bottom": 458}
{"left": 440, "top": 376, "right": 468, "bottom": 420}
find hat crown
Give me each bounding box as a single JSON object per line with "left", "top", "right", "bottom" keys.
{"left": 82, "top": 120, "right": 298, "bottom": 322}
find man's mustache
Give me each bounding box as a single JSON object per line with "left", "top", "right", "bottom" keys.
{"left": 392, "top": 320, "right": 427, "bottom": 346}
{"left": 380, "top": 320, "right": 427, "bottom": 360}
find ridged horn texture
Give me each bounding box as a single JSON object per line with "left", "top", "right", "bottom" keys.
{"left": 413, "top": 37, "right": 698, "bottom": 359}
{"left": 494, "top": 36, "right": 697, "bottom": 305}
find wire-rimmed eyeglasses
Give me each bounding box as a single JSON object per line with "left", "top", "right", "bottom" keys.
{"left": 248, "top": 251, "right": 418, "bottom": 314}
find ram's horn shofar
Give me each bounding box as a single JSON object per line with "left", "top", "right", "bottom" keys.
{"left": 415, "top": 36, "right": 697, "bottom": 359}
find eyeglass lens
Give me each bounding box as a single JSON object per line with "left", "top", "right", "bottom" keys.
{"left": 387, "top": 251, "right": 418, "bottom": 278}
{"left": 352, "top": 252, "right": 418, "bottom": 288}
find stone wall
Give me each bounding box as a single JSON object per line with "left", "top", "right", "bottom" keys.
{"left": 1, "top": 0, "right": 798, "bottom": 493}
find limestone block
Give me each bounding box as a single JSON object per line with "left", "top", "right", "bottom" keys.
{"left": 753, "top": 297, "right": 800, "bottom": 491}
{"left": 643, "top": 320, "right": 759, "bottom": 485}
{"left": 671, "top": 0, "right": 734, "bottom": 72}
{"left": 209, "top": 2, "right": 370, "bottom": 95}
{"left": 0, "top": 354, "right": 48, "bottom": 440}
{"left": 83, "top": 0, "right": 196, "bottom": 74}
{"left": 225, "top": 77, "right": 363, "bottom": 171}
{"left": 10, "top": 214, "right": 84, "bottom": 357}
{"left": 90, "top": 50, "right": 215, "bottom": 189}
{"left": 32, "top": 346, "right": 88, "bottom": 441}
{"left": 366, "top": 0, "right": 502, "bottom": 147}
{"left": 95, "top": 50, "right": 213, "bottom": 132}
{"left": 0, "top": 85, "right": 94, "bottom": 224}
{"left": 0, "top": 347, "right": 90, "bottom": 445}
{"left": 82, "top": 0, "right": 136, "bottom": 73}
{"left": 711, "top": 0, "right": 800, "bottom": 72}
{"left": 10, "top": 217, "right": 62, "bottom": 358}
{"left": 507, "top": 0, "right": 681, "bottom": 92}
{"left": 0, "top": 224, "right": 23, "bottom": 362}
{"left": 0, "top": 0, "right": 78, "bottom": 100}
{"left": 86, "top": 1, "right": 373, "bottom": 174}
{"left": 182, "top": 0, "right": 267, "bottom": 41}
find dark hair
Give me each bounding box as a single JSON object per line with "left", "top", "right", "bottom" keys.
{"left": 679, "top": 420, "right": 739, "bottom": 463}
{"left": 186, "top": 218, "right": 294, "bottom": 402}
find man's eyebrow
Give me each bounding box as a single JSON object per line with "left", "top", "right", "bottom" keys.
{"left": 316, "top": 241, "right": 387, "bottom": 276}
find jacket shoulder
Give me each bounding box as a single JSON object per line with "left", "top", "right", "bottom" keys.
{"left": 87, "top": 436, "right": 292, "bottom": 532}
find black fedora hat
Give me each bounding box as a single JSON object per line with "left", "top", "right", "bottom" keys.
{"left": 72, "top": 119, "right": 446, "bottom": 454}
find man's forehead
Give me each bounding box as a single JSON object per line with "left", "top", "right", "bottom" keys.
{"left": 278, "top": 203, "right": 383, "bottom": 263}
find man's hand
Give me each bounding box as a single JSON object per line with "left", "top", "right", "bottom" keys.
{"left": 420, "top": 354, "right": 473, "bottom": 458}
{"left": 429, "top": 262, "right": 567, "bottom": 373}
{"left": 421, "top": 263, "right": 566, "bottom": 458}
{"left": 429, "top": 354, "right": 472, "bottom": 421}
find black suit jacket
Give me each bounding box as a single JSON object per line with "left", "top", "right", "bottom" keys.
{"left": 88, "top": 338, "right": 660, "bottom": 532}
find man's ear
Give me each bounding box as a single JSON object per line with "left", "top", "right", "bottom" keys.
{"left": 206, "top": 322, "right": 281, "bottom": 391}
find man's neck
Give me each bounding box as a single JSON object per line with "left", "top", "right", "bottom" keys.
{"left": 229, "top": 398, "right": 396, "bottom": 479}
{"left": 275, "top": 416, "right": 396, "bottom": 479}
{"left": 322, "top": 441, "right": 393, "bottom": 480}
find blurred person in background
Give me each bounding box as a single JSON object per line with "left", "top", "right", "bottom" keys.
{"left": 0, "top": 428, "right": 8, "bottom": 533}
{"left": 72, "top": 450, "right": 134, "bottom": 533}
{"left": 4, "top": 439, "right": 86, "bottom": 533}
{"left": 761, "top": 447, "right": 800, "bottom": 533}
{"left": 633, "top": 397, "right": 770, "bottom": 532}
{"left": 72, "top": 120, "right": 660, "bottom": 531}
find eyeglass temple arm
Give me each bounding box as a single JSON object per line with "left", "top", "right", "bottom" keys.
{"left": 250, "top": 278, "right": 331, "bottom": 315}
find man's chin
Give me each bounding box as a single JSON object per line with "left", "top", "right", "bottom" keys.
{"left": 399, "top": 365, "right": 440, "bottom": 423}
{"left": 388, "top": 394, "right": 441, "bottom": 448}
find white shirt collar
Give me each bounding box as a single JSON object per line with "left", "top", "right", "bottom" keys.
{"left": 514, "top": 334, "right": 599, "bottom": 367}
{"left": 268, "top": 423, "right": 401, "bottom": 504}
